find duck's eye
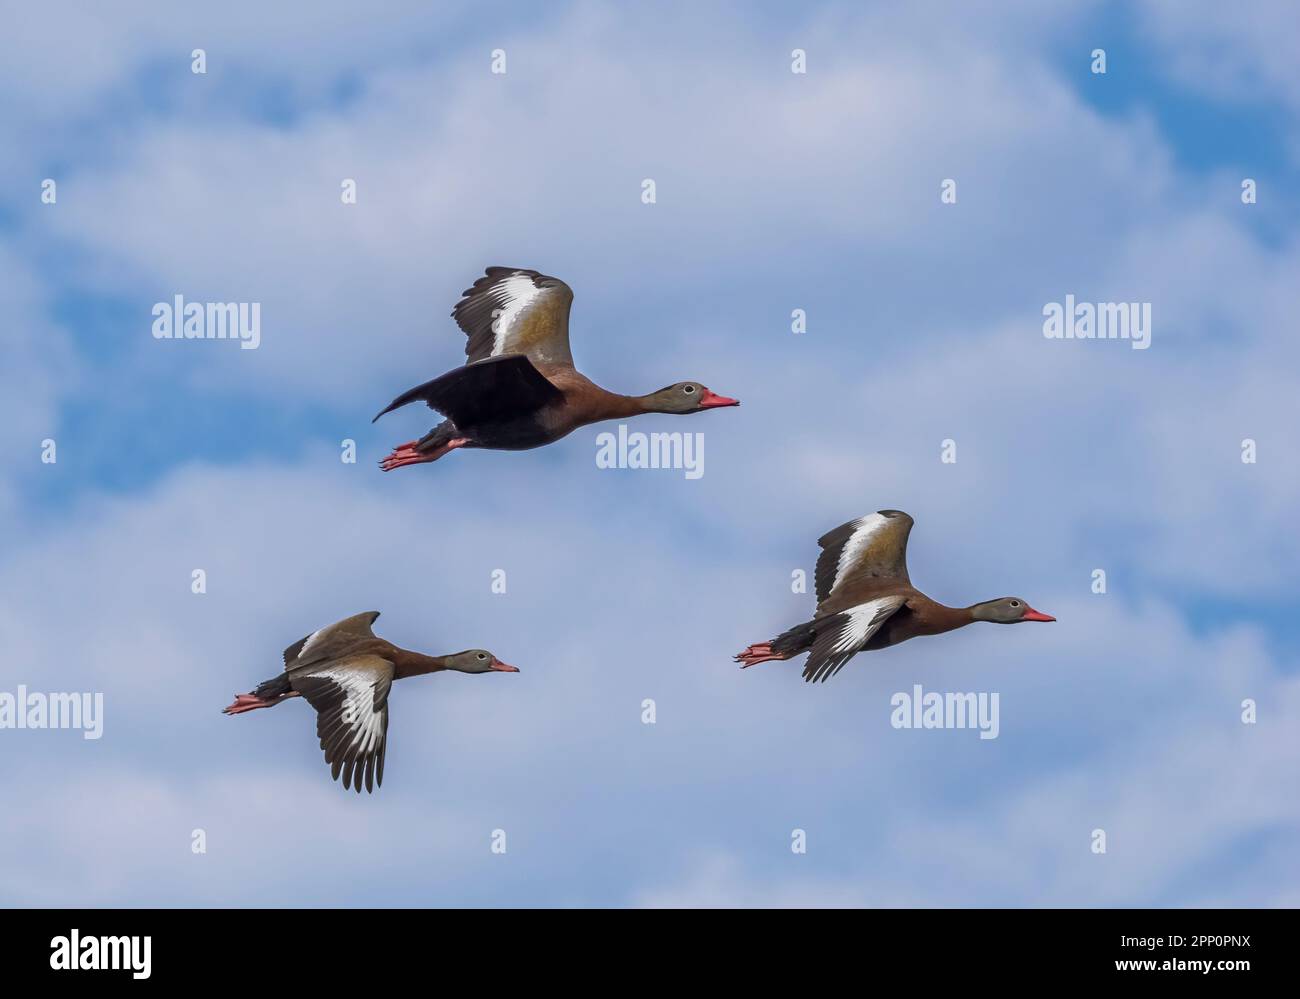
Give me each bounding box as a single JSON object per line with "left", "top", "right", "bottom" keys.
{"left": 1010, "top": 601, "right": 1020, "bottom": 608}
{"left": 683, "top": 385, "right": 696, "bottom": 394}
{"left": 477, "top": 653, "right": 487, "bottom": 660}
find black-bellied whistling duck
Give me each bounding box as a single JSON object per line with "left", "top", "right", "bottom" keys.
{"left": 223, "top": 611, "right": 518, "bottom": 793}
{"left": 373, "top": 267, "right": 740, "bottom": 470}
{"left": 736, "top": 510, "right": 1055, "bottom": 682}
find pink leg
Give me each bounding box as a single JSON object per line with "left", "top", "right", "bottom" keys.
{"left": 222, "top": 691, "right": 299, "bottom": 715}
{"left": 735, "top": 642, "right": 787, "bottom": 668}
{"left": 223, "top": 694, "right": 271, "bottom": 715}
{"left": 379, "top": 437, "right": 470, "bottom": 472}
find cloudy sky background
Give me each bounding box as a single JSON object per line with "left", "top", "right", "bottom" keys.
{"left": 2, "top": 0, "right": 1297, "bottom": 906}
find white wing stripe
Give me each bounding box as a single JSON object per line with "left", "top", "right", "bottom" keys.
{"left": 832, "top": 597, "right": 901, "bottom": 653}
{"left": 832, "top": 514, "right": 890, "bottom": 594}
{"left": 488, "top": 275, "right": 544, "bottom": 355}
{"left": 309, "top": 666, "right": 383, "bottom": 749}
{"left": 297, "top": 625, "right": 328, "bottom": 661}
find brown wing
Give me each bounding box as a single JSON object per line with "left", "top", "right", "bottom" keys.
{"left": 291, "top": 653, "right": 395, "bottom": 794}
{"left": 452, "top": 267, "right": 575, "bottom": 366}
{"left": 283, "top": 611, "right": 381, "bottom": 668}
{"left": 814, "top": 511, "right": 914, "bottom": 605}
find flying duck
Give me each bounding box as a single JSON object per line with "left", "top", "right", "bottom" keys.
{"left": 735, "top": 510, "right": 1055, "bottom": 682}
{"left": 223, "top": 611, "right": 518, "bottom": 793}
{"left": 373, "top": 267, "right": 740, "bottom": 470}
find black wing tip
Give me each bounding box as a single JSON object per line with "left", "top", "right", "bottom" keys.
{"left": 455, "top": 266, "right": 532, "bottom": 302}
{"left": 373, "top": 374, "right": 453, "bottom": 422}
{"left": 329, "top": 759, "right": 379, "bottom": 794}
{"left": 372, "top": 398, "right": 403, "bottom": 422}
{"left": 485, "top": 265, "right": 545, "bottom": 279}
{"left": 460, "top": 266, "right": 553, "bottom": 297}
{"left": 815, "top": 518, "right": 857, "bottom": 550}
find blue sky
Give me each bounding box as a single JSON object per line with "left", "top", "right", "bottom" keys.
{"left": 1, "top": 0, "right": 1298, "bottom": 906}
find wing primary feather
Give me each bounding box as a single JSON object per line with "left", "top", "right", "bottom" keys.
{"left": 800, "top": 598, "right": 905, "bottom": 682}
{"left": 294, "top": 656, "right": 394, "bottom": 795}
{"left": 452, "top": 268, "right": 574, "bottom": 365}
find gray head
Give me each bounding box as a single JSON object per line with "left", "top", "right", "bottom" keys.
{"left": 444, "top": 649, "right": 520, "bottom": 673}
{"left": 643, "top": 382, "right": 740, "bottom": 415}
{"left": 969, "top": 597, "right": 1056, "bottom": 624}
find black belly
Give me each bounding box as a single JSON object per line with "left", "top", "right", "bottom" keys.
{"left": 465, "top": 414, "right": 571, "bottom": 451}
{"left": 864, "top": 607, "right": 917, "bottom": 650}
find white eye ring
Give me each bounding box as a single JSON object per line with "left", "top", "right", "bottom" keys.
{"left": 683, "top": 385, "right": 695, "bottom": 393}
{"left": 477, "top": 653, "right": 487, "bottom": 660}
{"left": 1010, "top": 601, "right": 1020, "bottom": 607}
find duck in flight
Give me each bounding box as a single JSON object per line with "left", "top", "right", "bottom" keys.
{"left": 373, "top": 267, "right": 740, "bottom": 470}
{"left": 223, "top": 612, "right": 518, "bottom": 793}
{"left": 736, "top": 510, "right": 1055, "bottom": 682}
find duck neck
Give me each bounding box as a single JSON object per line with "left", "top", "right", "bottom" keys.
{"left": 610, "top": 392, "right": 657, "bottom": 418}
{"left": 962, "top": 602, "right": 999, "bottom": 625}
{"left": 392, "top": 649, "right": 449, "bottom": 680}
{"left": 929, "top": 602, "right": 978, "bottom": 633}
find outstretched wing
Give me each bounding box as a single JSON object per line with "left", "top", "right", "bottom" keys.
{"left": 292, "top": 653, "right": 395, "bottom": 794}
{"left": 283, "top": 611, "right": 381, "bottom": 668}
{"left": 453, "top": 267, "right": 575, "bottom": 366}
{"left": 371, "top": 354, "right": 563, "bottom": 427}
{"left": 814, "top": 510, "right": 914, "bottom": 605}
{"left": 802, "top": 596, "right": 906, "bottom": 683}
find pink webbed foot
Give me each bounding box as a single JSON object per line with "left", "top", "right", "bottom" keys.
{"left": 379, "top": 437, "right": 470, "bottom": 472}
{"left": 223, "top": 694, "right": 272, "bottom": 715}
{"left": 222, "top": 691, "right": 299, "bottom": 715}
{"left": 735, "top": 643, "right": 786, "bottom": 668}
